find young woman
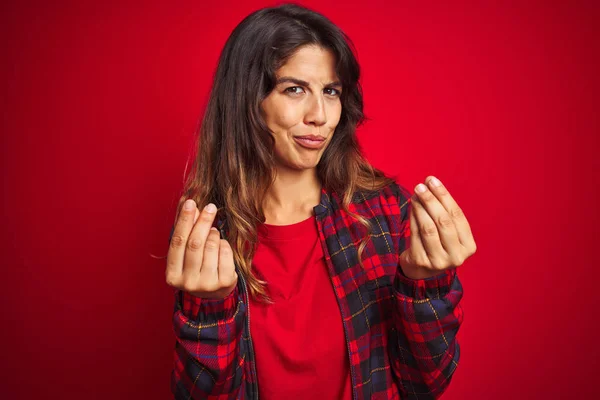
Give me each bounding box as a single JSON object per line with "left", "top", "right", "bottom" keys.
{"left": 165, "top": 4, "right": 476, "bottom": 400}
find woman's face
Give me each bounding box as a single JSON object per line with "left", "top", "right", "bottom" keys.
{"left": 261, "top": 45, "right": 342, "bottom": 172}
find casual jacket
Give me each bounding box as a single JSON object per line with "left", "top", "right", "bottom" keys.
{"left": 170, "top": 181, "right": 464, "bottom": 400}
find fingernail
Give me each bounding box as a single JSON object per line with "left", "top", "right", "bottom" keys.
{"left": 204, "top": 203, "right": 217, "bottom": 213}
{"left": 429, "top": 177, "right": 442, "bottom": 187}
{"left": 415, "top": 183, "right": 427, "bottom": 193}
{"left": 184, "top": 199, "right": 195, "bottom": 210}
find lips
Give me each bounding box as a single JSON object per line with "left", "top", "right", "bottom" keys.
{"left": 294, "top": 135, "right": 325, "bottom": 141}
{"left": 293, "top": 135, "right": 327, "bottom": 149}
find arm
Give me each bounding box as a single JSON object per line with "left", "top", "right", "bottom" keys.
{"left": 169, "top": 225, "right": 248, "bottom": 400}
{"left": 389, "top": 184, "right": 464, "bottom": 399}
{"left": 390, "top": 268, "right": 463, "bottom": 399}
{"left": 171, "top": 286, "right": 247, "bottom": 399}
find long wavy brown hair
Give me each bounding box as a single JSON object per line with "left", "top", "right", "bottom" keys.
{"left": 173, "top": 3, "right": 395, "bottom": 302}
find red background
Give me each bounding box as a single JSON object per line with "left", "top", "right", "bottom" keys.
{"left": 2, "top": 0, "right": 598, "bottom": 399}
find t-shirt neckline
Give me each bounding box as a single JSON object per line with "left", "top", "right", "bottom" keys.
{"left": 257, "top": 215, "right": 316, "bottom": 241}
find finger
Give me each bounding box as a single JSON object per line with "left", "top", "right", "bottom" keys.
{"left": 218, "top": 239, "right": 237, "bottom": 288}
{"left": 406, "top": 196, "right": 431, "bottom": 268}
{"left": 182, "top": 203, "right": 218, "bottom": 280}
{"left": 415, "top": 180, "right": 462, "bottom": 257}
{"left": 424, "top": 176, "right": 476, "bottom": 248}
{"left": 411, "top": 195, "right": 449, "bottom": 267}
{"left": 193, "top": 207, "right": 199, "bottom": 224}
{"left": 197, "top": 227, "right": 221, "bottom": 288}
{"left": 166, "top": 199, "right": 197, "bottom": 286}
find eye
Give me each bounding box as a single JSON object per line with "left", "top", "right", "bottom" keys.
{"left": 324, "top": 88, "right": 341, "bottom": 97}
{"left": 284, "top": 86, "right": 305, "bottom": 95}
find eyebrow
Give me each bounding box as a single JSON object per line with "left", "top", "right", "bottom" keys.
{"left": 275, "top": 76, "right": 342, "bottom": 88}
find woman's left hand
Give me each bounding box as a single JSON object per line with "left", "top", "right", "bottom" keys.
{"left": 399, "top": 175, "right": 477, "bottom": 280}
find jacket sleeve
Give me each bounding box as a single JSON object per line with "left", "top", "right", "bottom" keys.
{"left": 389, "top": 184, "right": 464, "bottom": 399}
{"left": 169, "top": 227, "right": 248, "bottom": 400}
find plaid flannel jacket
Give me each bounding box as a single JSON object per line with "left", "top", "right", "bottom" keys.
{"left": 170, "top": 181, "right": 464, "bottom": 399}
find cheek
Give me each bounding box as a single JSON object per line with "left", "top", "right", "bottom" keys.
{"left": 267, "top": 102, "right": 302, "bottom": 130}
{"left": 330, "top": 104, "right": 342, "bottom": 126}
{"left": 279, "top": 111, "right": 302, "bottom": 131}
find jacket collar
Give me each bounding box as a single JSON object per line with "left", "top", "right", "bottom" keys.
{"left": 313, "top": 186, "right": 331, "bottom": 220}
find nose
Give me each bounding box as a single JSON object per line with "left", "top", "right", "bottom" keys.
{"left": 304, "top": 93, "right": 327, "bottom": 127}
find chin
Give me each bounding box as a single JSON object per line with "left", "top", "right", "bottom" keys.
{"left": 274, "top": 144, "right": 328, "bottom": 169}
{"left": 277, "top": 158, "right": 320, "bottom": 171}
{"left": 289, "top": 162, "right": 318, "bottom": 171}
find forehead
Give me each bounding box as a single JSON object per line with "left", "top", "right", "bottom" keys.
{"left": 276, "top": 45, "right": 338, "bottom": 82}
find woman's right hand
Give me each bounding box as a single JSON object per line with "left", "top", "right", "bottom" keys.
{"left": 166, "top": 199, "right": 238, "bottom": 299}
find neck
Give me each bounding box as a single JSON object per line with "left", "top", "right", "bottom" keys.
{"left": 262, "top": 166, "right": 322, "bottom": 225}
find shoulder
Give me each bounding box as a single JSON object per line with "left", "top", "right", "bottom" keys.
{"left": 349, "top": 179, "right": 413, "bottom": 212}
{"left": 343, "top": 179, "right": 413, "bottom": 237}
{"left": 385, "top": 180, "right": 413, "bottom": 214}
{"left": 322, "top": 178, "right": 413, "bottom": 226}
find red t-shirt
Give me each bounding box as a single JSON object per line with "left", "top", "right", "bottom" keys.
{"left": 249, "top": 215, "right": 353, "bottom": 399}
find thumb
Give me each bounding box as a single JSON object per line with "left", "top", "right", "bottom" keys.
{"left": 399, "top": 248, "right": 412, "bottom": 270}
